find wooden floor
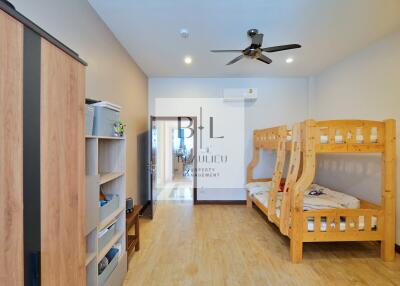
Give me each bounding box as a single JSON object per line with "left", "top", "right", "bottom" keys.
{"left": 124, "top": 202, "right": 400, "bottom": 286}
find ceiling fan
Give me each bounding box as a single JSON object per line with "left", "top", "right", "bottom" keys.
{"left": 211, "top": 29, "right": 301, "bottom": 65}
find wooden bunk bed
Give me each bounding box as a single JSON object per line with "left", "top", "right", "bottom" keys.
{"left": 247, "top": 119, "right": 396, "bottom": 263}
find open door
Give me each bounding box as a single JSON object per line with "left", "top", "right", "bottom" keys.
{"left": 144, "top": 116, "right": 197, "bottom": 218}
{"left": 149, "top": 116, "right": 158, "bottom": 218}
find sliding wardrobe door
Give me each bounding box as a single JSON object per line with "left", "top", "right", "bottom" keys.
{"left": 40, "top": 39, "right": 86, "bottom": 286}
{"left": 0, "top": 10, "right": 24, "bottom": 286}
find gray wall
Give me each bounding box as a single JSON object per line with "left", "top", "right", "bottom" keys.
{"left": 11, "top": 0, "right": 149, "bottom": 201}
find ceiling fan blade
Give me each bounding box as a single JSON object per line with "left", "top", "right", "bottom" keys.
{"left": 210, "top": 50, "right": 242, "bottom": 53}
{"left": 251, "top": 33, "right": 264, "bottom": 46}
{"left": 226, "top": 54, "right": 244, "bottom": 65}
{"left": 262, "top": 44, "right": 301, "bottom": 52}
{"left": 257, "top": 54, "right": 272, "bottom": 64}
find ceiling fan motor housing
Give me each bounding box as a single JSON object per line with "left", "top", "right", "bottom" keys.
{"left": 247, "top": 29, "right": 259, "bottom": 37}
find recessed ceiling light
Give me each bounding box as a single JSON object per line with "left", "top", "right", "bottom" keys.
{"left": 184, "top": 56, "right": 192, "bottom": 64}
{"left": 286, "top": 57, "right": 294, "bottom": 64}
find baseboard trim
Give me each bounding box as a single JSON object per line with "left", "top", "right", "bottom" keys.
{"left": 195, "top": 200, "right": 246, "bottom": 205}
{"left": 396, "top": 244, "right": 400, "bottom": 254}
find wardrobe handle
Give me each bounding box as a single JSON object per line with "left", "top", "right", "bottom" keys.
{"left": 30, "top": 252, "right": 41, "bottom": 286}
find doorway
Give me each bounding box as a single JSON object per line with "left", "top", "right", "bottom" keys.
{"left": 148, "top": 116, "right": 197, "bottom": 217}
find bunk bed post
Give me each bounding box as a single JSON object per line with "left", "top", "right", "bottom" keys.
{"left": 268, "top": 126, "right": 287, "bottom": 219}
{"left": 246, "top": 132, "right": 260, "bottom": 207}
{"left": 290, "top": 120, "right": 317, "bottom": 263}
{"left": 279, "top": 123, "right": 301, "bottom": 235}
{"left": 381, "top": 119, "right": 396, "bottom": 261}
{"left": 246, "top": 190, "right": 253, "bottom": 208}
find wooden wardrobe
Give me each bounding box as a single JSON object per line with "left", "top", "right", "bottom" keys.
{"left": 0, "top": 2, "right": 87, "bottom": 285}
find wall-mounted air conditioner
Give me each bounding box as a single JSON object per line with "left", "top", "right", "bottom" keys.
{"left": 223, "top": 88, "right": 257, "bottom": 102}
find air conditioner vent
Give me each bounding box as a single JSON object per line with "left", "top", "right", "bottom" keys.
{"left": 223, "top": 88, "right": 257, "bottom": 102}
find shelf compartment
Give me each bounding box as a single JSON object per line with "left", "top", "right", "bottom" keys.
{"left": 103, "top": 252, "right": 127, "bottom": 286}
{"left": 86, "top": 257, "right": 98, "bottom": 286}
{"left": 86, "top": 251, "right": 96, "bottom": 266}
{"left": 98, "top": 223, "right": 116, "bottom": 252}
{"left": 98, "top": 248, "right": 120, "bottom": 286}
{"left": 98, "top": 230, "right": 123, "bottom": 263}
{"left": 98, "top": 139, "right": 125, "bottom": 174}
{"left": 86, "top": 175, "right": 99, "bottom": 234}
{"left": 86, "top": 229, "right": 97, "bottom": 265}
{"left": 99, "top": 172, "right": 124, "bottom": 185}
{"left": 85, "top": 138, "right": 98, "bottom": 176}
{"left": 99, "top": 206, "right": 124, "bottom": 231}
{"left": 99, "top": 194, "right": 120, "bottom": 221}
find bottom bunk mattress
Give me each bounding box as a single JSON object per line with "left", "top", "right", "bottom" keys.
{"left": 245, "top": 181, "right": 273, "bottom": 195}
{"left": 248, "top": 183, "right": 377, "bottom": 232}
{"left": 249, "top": 183, "right": 360, "bottom": 210}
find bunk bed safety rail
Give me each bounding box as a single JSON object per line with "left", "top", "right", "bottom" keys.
{"left": 302, "top": 208, "right": 384, "bottom": 242}
{"left": 253, "top": 127, "right": 287, "bottom": 150}
{"left": 315, "top": 120, "right": 385, "bottom": 153}
{"left": 247, "top": 125, "right": 287, "bottom": 183}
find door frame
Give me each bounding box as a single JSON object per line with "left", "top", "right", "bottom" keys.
{"left": 150, "top": 116, "right": 198, "bottom": 208}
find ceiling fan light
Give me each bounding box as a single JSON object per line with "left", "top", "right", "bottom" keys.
{"left": 286, "top": 57, "right": 294, "bottom": 63}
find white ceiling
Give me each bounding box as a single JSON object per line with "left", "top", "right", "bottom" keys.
{"left": 88, "top": 0, "right": 400, "bottom": 77}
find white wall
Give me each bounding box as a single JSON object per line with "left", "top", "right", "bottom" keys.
{"left": 149, "top": 78, "right": 309, "bottom": 200}
{"left": 11, "top": 0, "right": 148, "bottom": 201}
{"left": 309, "top": 31, "right": 400, "bottom": 244}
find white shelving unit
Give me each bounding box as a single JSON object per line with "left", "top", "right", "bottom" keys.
{"left": 85, "top": 136, "right": 127, "bottom": 286}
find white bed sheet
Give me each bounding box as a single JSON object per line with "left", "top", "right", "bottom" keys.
{"left": 245, "top": 181, "right": 273, "bottom": 195}
{"left": 249, "top": 184, "right": 359, "bottom": 210}
{"left": 250, "top": 184, "right": 377, "bottom": 232}
{"left": 303, "top": 184, "right": 360, "bottom": 210}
